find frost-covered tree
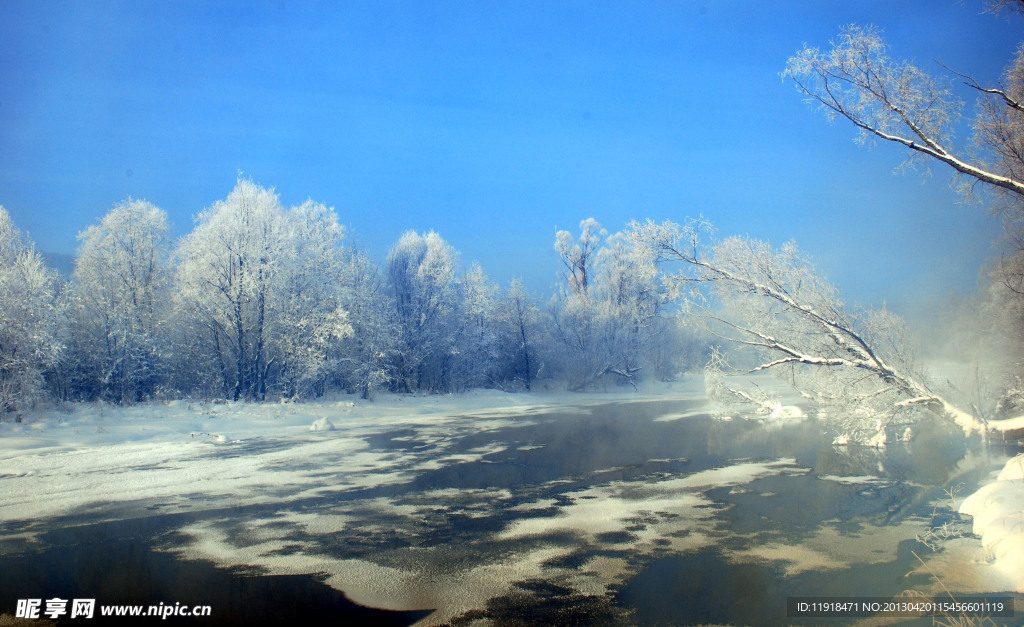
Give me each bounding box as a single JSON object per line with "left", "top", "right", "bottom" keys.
{"left": 494, "top": 279, "right": 544, "bottom": 391}
{"left": 0, "top": 207, "right": 64, "bottom": 415}
{"left": 594, "top": 230, "right": 664, "bottom": 380}
{"left": 175, "top": 179, "right": 286, "bottom": 400}
{"left": 381, "top": 231, "right": 513, "bottom": 393}
{"left": 784, "top": 24, "right": 1024, "bottom": 202}
{"left": 783, "top": 14, "right": 1024, "bottom": 427}
{"left": 784, "top": 18, "right": 1024, "bottom": 262}
{"left": 962, "top": 253, "right": 1024, "bottom": 419}
{"left": 631, "top": 218, "right": 986, "bottom": 443}
{"left": 386, "top": 230, "right": 461, "bottom": 392}
{"left": 550, "top": 219, "right": 664, "bottom": 390}
{"left": 272, "top": 200, "right": 353, "bottom": 399}
{"left": 174, "top": 179, "right": 352, "bottom": 401}
{"left": 555, "top": 217, "right": 603, "bottom": 297}
{"left": 68, "top": 199, "right": 171, "bottom": 403}
{"left": 987, "top": 0, "right": 1024, "bottom": 16}
{"left": 973, "top": 45, "right": 1024, "bottom": 241}
{"left": 335, "top": 247, "right": 399, "bottom": 399}
{"left": 550, "top": 219, "right": 609, "bottom": 389}
{"left": 451, "top": 262, "right": 500, "bottom": 390}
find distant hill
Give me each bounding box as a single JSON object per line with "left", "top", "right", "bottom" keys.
{"left": 41, "top": 252, "right": 75, "bottom": 279}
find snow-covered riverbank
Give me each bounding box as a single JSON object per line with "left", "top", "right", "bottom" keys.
{"left": 960, "top": 453, "right": 1024, "bottom": 592}
{"left": 0, "top": 384, "right": 703, "bottom": 524}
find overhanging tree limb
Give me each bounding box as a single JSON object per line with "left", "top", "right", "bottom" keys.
{"left": 785, "top": 24, "right": 1024, "bottom": 200}
{"left": 630, "top": 218, "right": 989, "bottom": 438}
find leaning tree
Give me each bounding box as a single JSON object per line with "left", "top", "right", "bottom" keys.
{"left": 783, "top": 7, "right": 1024, "bottom": 426}
{"left": 629, "top": 218, "right": 987, "bottom": 444}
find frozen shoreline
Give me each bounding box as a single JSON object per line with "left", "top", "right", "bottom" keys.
{"left": 959, "top": 453, "right": 1024, "bottom": 592}
{"left": 0, "top": 381, "right": 705, "bottom": 523}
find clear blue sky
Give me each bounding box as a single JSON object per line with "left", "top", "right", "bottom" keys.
{"left": 0, "top": 0, "right": 1019, "bottom": 312}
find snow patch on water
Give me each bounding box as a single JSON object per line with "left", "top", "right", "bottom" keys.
{"left": 172, "top": 517, "right": 584, "bottom": 625}
{"left": 818, "top": 474, "right": 885, "bottom": 485}
{"left": 499, "top": 459, "right": 804, "bottom": 548}
{"left": 727, "top": 522, "right": 924, "bottom": 577}
{"left": 653, "top": 408, "right": 709, "bottom": 422}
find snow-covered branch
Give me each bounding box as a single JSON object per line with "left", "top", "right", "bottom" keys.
{"left": 631, "top": 218, "right": 987, "bottom": 440}
{"left": 784, "top": 24, "right": 1024, "bottom": 200}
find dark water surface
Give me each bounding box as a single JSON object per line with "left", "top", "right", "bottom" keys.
{"left": 1, "top": 398, "right": 1021, "bottom": 625}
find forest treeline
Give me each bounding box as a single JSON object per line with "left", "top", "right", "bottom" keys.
{"left": 4, "top": 177, "right": 1024, "bottom": 444}
{"left": 0, "top": 178, "right": 708, "bottom": 413}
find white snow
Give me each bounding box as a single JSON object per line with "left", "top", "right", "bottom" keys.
{"left": 767, "top": 403, "right": 806, "bottom": 420}
{"left": 989, "top": 415, "right": 1024, "bottom": 440}
{"left": 498, "top": 458, "right": 805, "bottom": 548}
{"left": 959, "top": 453, "right": 1024, "bottom": 592}
{"left": 866, "top": 428, "right": 887, "bottom": 449}
{"left": 817, "top": 474, "right": 885, "bottom": 485}
{"left": 0, "top": 380, "right": 751, "bottom": 624}
{"left": 309, "top": 417, "right": 335, "bottom": 431}
{"left": 0, "top": 390, "right": 576, "bottom": 524}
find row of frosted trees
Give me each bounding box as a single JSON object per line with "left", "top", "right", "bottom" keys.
{"left": 0, "top": 179, "right": 703, "bottom": 413}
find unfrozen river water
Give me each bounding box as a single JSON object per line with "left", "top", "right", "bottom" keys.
{"left": 1, "top": 397, "right": 1022, "bottom": 625}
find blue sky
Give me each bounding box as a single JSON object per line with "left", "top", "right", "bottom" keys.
{"left": 0, "top": 1, "right": 1020, "bottom": 312}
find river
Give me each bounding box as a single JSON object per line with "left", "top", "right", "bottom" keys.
{"left": 0, "top": 396, "right": 1020, "bottom": 625}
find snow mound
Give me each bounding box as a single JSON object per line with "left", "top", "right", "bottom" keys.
{"left": 769, "top": 404, "right": 805, "bottom": 420}
{"left": 959, "top": 454, "right": 1024, "bottom": 592}
{"left": 755, "top": 401, "right": 805, "bottom": 420}
{"left": 866, "top": 429, "right": 887, "bottom": 449}
{"left": 998, "top": 455, "right": 1024, "bottom": 482}
{"left": 310, "top": 417, "right": 335, "bottom": 432}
